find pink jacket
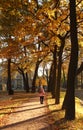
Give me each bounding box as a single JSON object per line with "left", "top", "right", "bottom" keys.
{"left": 39, "top": 88, "right": 45, "bottom": 96}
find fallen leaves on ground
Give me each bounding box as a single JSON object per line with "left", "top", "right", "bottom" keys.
{"left": 0, "top": 91, "right": 83, "bottom": 130}
{"left": 0, "top": 91, "right": 29, "bottom": 127}
{"left": 47, "top": 92, "right": 83, "bottom": 130}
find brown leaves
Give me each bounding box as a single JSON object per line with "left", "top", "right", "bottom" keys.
{"left": 0, "top": 92, "right": 29, "bottom": 127}
{"left": 47, "top": 93, "right": 83, "bottom": 130}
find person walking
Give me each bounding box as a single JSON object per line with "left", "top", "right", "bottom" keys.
{"left": 39, "top": 85, "right": 45, "bottom": 104}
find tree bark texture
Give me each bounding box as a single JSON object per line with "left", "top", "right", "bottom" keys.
{"left": 55, "top": 38, "right": 65, "bottom": 104}
{"left": 51, "top": 45, "right": 57, "bottom": 98}
{"left": 7, "top": 59, "right": 14, "bottom": 95}
{"left": 65, "top": 0, "right": 78, "bottom": 120}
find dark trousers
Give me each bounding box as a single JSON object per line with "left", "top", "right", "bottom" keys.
{"left": 40, "top": 96, "right": 44, "bottom": 104}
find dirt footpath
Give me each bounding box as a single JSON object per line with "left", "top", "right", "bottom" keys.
{"left": 0, "top": 94, "right": 55, "bottom": 130}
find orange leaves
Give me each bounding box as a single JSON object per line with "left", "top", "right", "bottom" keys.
{"left": 21, "top": 38, "right": 34, "bottom": 46}
{"left": 0, "top": 0, "right": 82, "bottom": 70}
{"left": 80, "top": 13, "right": 83, "bottom": 19}
{"left": 47, "top": 9, "right": 56, "bottom": 20}
{"left": 59, "top": 23, "right": 70, "bottom": 34}
{"left": 0, "top": 41, "right": 20, "bottom": 59}
{"left": 46, "top": 7, "right": 69, "bottom": 36}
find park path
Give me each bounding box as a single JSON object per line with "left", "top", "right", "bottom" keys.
{"left": 0, "top": 94, "right": 55, "bottom": 130}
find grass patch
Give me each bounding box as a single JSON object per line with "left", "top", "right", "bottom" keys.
{"left": 47, "top": 92, "right": 83, "bottom": 130}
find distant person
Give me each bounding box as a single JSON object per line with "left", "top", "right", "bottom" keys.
{"left": 39, "top": 85, "right": 45, "bottom": 104}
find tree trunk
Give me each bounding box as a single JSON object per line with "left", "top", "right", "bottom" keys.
{"left": 81, "top": 72, "right": 83, "bottom": 88}
{"left": 55, "top": 38, "right": 65, "bottom": 104}
{"left": 51, "top": 45, "right": 57, "bottom": 98}
{"left": 32, "top": 61, "right": 40, "bottom": 92}
{"left": 46, "top": 69, "right": 49, "bottom": 86}
{"left": 62, "top": 67, "right": 66, "bottom": 88}
{"left": 64, "top": 0, "right": 78, "bottom": 120}
{"left": 25, "top": 72, "right": 29, "bottom": 92}
{"left": 21, "top": 71, "right": 29, "bottom": 92}
{"left": 48, "top": 63, "right": 54, "bottom": 92}
{"left": 22, "top": 72, "right": 26, "bottom": 90}
{"left": 76, "top": 62, "right": 83, "bottom": 75}
{"left": 7, "top": 59, "right": 14, "bottom": 95}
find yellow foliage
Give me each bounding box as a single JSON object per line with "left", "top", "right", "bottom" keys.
{"left": 79, "top": 42, "right": 83, "bottom": 47}
{"left": 47, "top": 9, "right": 56, "bottom": 20}
{"left": 36, "top": 77, "right": 47, "bottom": 86}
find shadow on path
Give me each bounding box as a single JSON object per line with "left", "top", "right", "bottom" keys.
{"left": 0, "top": 103, "right": 55, "bottom": 115}
{"left": 0, "top": 93, "right": 62, "bottom": 130}
{"left": 0, "top": 108, "right": 61, "bottom": 130}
